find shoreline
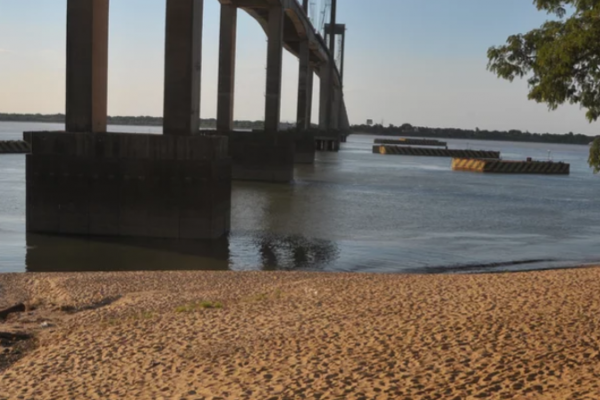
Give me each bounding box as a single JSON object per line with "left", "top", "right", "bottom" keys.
{"left": 0, "top": 119, "right": 594, "bottom": 146}
{"left": 2, "top": 268, "right": 600, "bottom": 398}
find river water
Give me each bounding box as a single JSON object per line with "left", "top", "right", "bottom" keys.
{"left": 1, "top": 121, "right": 599, "bottom": 274}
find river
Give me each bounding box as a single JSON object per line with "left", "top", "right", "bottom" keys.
{"left": 1, "top": 121, "right": 599, "bottom": 274}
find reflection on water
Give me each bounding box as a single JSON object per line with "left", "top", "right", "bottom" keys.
{"left": 25, "top": 233, "right": 340, "bottom": 273}
{"left": 251, "top": 233, "right": 340, "bottom": 271}
{"left": 25, "top": 234, "right": 230, "bottom": 272}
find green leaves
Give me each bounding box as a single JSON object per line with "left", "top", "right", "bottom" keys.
{"left": 534, "top": 0, "right": 600, "bottom": 16}
{"left": 488, "top": 1, "right": 600, "bottom": 174}
{"left": 488, "top": 0, "right": 600, "bottom": 122}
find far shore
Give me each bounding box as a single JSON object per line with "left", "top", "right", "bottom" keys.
{"left": 2, "top": 268, "right": 600, "bottom": 398}
{"left": 1, "top": 115, "right": 595, "bottom": 146}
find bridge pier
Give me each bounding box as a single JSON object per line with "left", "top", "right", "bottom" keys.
{"left": 229, "top": 5, "right": 294, "bottom": 181}
{"left": 65, "top": 0, "right": 109, "bottom": 133}
{"left": 163, "top": 0, "right": 203, "bottom": 136}
{"left": 293, "top": 130, "right": 316, "bottom": 164}
{"left": 26, "top": 132, "right": 231, "bottom": 239}
{"left": 26, "top": 0, "right": 232, "bottom": 240}
{"left": 319, "top": 62, "right": 331, "bottom": 131}
{"left": 217, "top": 4, "right": 237, "bottom": 132}
{"left": 295, "top": 39, "right": 316, "bottom": 164}
{"left": 228, "top": 131, "right": 294, "bottom": 183}
{"left": 297, "top": 40, "right": 313, "bottom": 131}
{"left": 264, "top": 6, "right": 284, "bottom": 135}
{"left": 317, "top": 63, "right": 341, "bottom": 152}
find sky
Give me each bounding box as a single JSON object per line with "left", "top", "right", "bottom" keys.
{"left": 0, "top": 0, "right": 598, "bottom": 136}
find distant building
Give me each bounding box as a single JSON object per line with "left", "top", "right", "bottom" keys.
{"left": 366, "top": 119, "right": 373, "bottom": 126}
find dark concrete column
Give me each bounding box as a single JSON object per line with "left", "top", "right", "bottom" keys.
{"left": 319, "top": 64, "right": 331, "bottom": 130}
{"left": 332, "top": 87, "right": 341, "bottom": 129}
{"left": 302, "top": 0, "right": 309, "bottom": 13}
{"left": 296, "top": 40, "right": 312, "bottom": 130}
{"left": 163, "top": 0, "right": 203, "bottom": 136}
{"left": 66, "top": 0, "right": 109, "bottom": 133}
{"left": 306, "top": 66, "right": 314, "bottom": 126}
{"left": 340, "top": 29, "right": 346, "bottom": 85}
{"left": 326, "top": 0, "right": 337, "bottom": 131}
{"left": 264, "top": 6, "right": 284, "bottom": 134}
{"left": 217, "top": 4, "right": 237, "bottom": 132}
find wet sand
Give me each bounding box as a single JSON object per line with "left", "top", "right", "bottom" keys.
{"left": 1, "top": 268, "right": 600, "bottom": 399}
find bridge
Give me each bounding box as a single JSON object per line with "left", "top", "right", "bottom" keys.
{"left": 216, "top": 0, "right": 349, "bottom": 134}
{"left": 25, "top": 0, "right": 350, "bottom": 241}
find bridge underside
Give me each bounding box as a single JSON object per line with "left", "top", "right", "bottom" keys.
{"left": 219, "top": 0, "right": 348, "bottom": 131}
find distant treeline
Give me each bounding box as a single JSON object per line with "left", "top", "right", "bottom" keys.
{"left": 0, "top": 113, "right": 280, "bottom": 130}
{"left": 352, "top": 123, "right": 597, "bottom": 145}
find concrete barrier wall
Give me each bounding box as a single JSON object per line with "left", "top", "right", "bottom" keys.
{"left": 374, "top": 138, "right": 447, "bottom": 147}
{"left": 292, "top": 131, "right": 316, "bottom": 164}
{"left": 227, "top": 131, "right": 295, "bottom": 182}
{"left": 0, "top": 140, "right": 31, "bottom": 154}
{"left": 452, "top": 158, "right": 570, "bottom": 175}
{"left": 26, "top": 131, "right": 231, "bottom": 239}
{"left": 373, "top": 145, "right": 500, "bottom": 159}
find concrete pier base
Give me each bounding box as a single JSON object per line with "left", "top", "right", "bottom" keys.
{"left": 228, "top": 132, "right": 294, "bottom": 183}
{"left": 26, "top": 131, "right": 231, "bottom": 239}
{"left": 293, "top": 131, "right": 315, "bottom": 164}
{"left": 315, "top": 131, "right": 341, "bottom": 152}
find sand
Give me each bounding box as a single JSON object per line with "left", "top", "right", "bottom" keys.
{"left": 1, "top": 268, "right": 600, "bottom": 399}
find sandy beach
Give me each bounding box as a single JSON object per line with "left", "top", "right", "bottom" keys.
{"left": 1, "top": 268, "right": 600, "bottom": 399}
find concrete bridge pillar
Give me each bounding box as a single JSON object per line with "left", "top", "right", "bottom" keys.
{"left": 317, "top": 66, "right": 342, "bottom": 152}
{"left": 297, "top": 0, "right": 315, "bottom": 129}
{"left": 318, "top": 63, "right": 331, "bottom": 130}
{"left": 306, "top": 67, "right": 314, "bottom": 125}
{"left": 65, "top": 0, "right": 109, "bottom": 133}
{"left": 332, "top": 87, "right": 341, "bottom": 130}
{"left": 163, "top": 0, "right": 203, "bottom": 136}
{"left": 226, "top": 6, "right": 295, "bottom": 182}
{"left": 296, "top": 40, "right": 313, "bottom": 130}
{"left": 217, "top": 4, "right": 237, "bottom": 133}
{"left": 264, "top": 6, "right": 284, "bottom": 134}
{"left": 26, "top": 0, "right": 232, "bottom": 240}
{"left": 293, "top": 39, "right": 316, "bottom": 164}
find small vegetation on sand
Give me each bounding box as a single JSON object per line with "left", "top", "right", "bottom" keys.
{"left": 175, "top": 301, "right": 223, "bottom": 313}
{"left": 134, "top": 311, "right": 154, "bottom": 320}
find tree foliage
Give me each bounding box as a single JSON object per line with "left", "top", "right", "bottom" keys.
{"left": 488, "top": 0, "right": 600, "bottom": 121}
{"left": 488, "top": 0, "right": 600, "bottom": 172}
{"left": 590, "top": 137, "right": 600, "bottom": 173}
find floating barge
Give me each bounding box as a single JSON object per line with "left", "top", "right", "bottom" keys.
{"left": 452, "top": 158, "right": 570, "bottom": 175}
{"left": 0, "top": 140, "right": 30, "bottom": 154}
{"left": 373, "top": 145, "right": 500, "bottom": 159}
{"left": 374, "top": 138, "right": 447, "bottom": 147}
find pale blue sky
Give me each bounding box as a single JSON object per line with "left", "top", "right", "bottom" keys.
{"left": 0, "top": 0, "right": 597, "bottom": 135}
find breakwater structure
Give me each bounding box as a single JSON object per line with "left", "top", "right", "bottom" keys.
{"left": 0, "top": 140, "right": 30, "bottom": 154}
{"left": 452, "top": 158, "right": 570, "bottom": 175}
{"left": 373, "top": 145, "right": 501, "bottom": 159}
{"left": 374, "top": 138, "right": 447, "bottom": 147}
